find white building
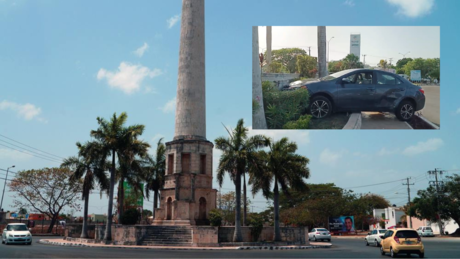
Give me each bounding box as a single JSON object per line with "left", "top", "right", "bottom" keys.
{"left": 370, "top": 206, "right": 406, "bottom": 230}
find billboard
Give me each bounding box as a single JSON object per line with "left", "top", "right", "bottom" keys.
{"left": 350, "top": 34, "right": 361, "bottom": 60}
{"left": 329, "top": 216, "right": 356, "bottom": 233}
{"left": 410, "top": 70, "right": 421, "bottom": 81}
{"left": 123, "top": 182, "right": 144, "bottom": 208}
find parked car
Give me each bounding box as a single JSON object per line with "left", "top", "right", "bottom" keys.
{"left": 417, "top": 226, "right": 435, "bottom": 237}
{"left": 380, "top": 228, "right": 424, "bottom": 258}
{"left": 287, "top": 69, "right": 425, "bottom": 121}
{"left": 365, "top": 229, "right": 387, "bottom": 247}
{"left": 308, "top": 228, "right": 331, "bottom": 242}
{"left": 2, "top": 223, "right": 33, "bottom": 245}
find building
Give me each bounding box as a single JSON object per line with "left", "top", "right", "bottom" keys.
{"left": 370, "top": 206, "right": 406, "bottom": 230}
{"left": 408, "top": 216, "right": 459, "bottom": 235}
{"left": 350, "top": 34, "right": 361, "bottom": 60}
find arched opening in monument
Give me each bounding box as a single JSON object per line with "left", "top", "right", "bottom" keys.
{"left": 181, "top": 153, "right": 191, "bottom": 174}
{"left": 199, "top": 197, "right": 206, "bottom": 220}
{"left": 166, "top": 197, "right": 172, "bottom": 220}
{"left": 200, "top": 154, "right": 206, "bottom": 174}
{"left": 167, "top": 154, "right": 174, "bottom": 175}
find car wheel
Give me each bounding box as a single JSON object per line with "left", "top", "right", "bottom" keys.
{"left": 309, "top": 96, "right": 332, "bottom": 119}
{"left": 328, "top": 239, "right": 331, "bottom": 242}
{"left": 395, "top": 100, "right": 414, "bottom": 121}
{"left": 366, "top": 239, "right": 369, "bottom": 246}
{"left": 313, "top": 236, "right": 317, "bottom": 242}
{"left": 419, "top": 253, "right": 424, "bottom": 258}
{"left": 390, "top": 247, "right": 397, "bottom": 258}
{"left": 380, "top": 246, "right": 385, "bottom": 255}
{"left": 375, "top": 239, "right": 380, "bottom": 247}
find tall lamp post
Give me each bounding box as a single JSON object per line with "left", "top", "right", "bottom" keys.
{"left": 327, "top": 36, "right": 334, "bottom": 62}
{"left": 399, "top": 52, "right": 410, "bottom": 58}
{"left": 0, "top": 165, "right": 15, "bottom": 211}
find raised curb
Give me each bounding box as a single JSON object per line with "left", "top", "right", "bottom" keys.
{"left": 343, "top": 113, "right": 362, "bottom": 129}
{"left": 38, "top": 239, "right": 331, "bottom": 251}
{"left": 416, "top": 115, "right": 440, "bottom": 129}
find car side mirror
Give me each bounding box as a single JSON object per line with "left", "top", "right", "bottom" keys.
{"left": 368, "top": 232, "right": 371, "bottom": 235}
{"left": 341, "top": 78, "right": 350, "bottom": 85}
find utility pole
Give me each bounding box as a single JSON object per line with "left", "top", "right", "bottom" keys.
{"left": 402, "top": 177, "right": 414, "bottom": 228}
{"left": 399, "top": 52, "right": 410, "bottom": 58}
{"left": 0, "top": 165, "right": 15, "bottom": 211}
{"left": 307, "top": 46, "right": 311, "bottom": 56}
{"left": 428, "top": 169, "right": 444, "bottom": 235}
{"left": 388, "top": 58, "right": 393, "bottom": 66}
{"left": 362, "top": 54, "right": 366, "bottom": 66}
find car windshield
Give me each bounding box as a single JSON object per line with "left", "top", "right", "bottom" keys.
{"left": 317, "top": 228, "right": 328, "bottom": 232}
{"left": 396, "top": 231, "right": 419, "bottom": 238}
{"left": 319, "top": 70, "right": 353, "bottom": 81}
{"left": 379, "top": 230, "right": 387, "bottom": 234}
{"left": 7, "top": 225, "right": 28, "bottom": 231}
{"left": 425, "top": 227, "right": 432, "bottom": 231}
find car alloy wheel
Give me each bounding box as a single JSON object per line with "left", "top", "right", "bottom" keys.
{"left": 375, "top": 239, "right": 379, "bottom": 247}
{"left": 366, "top": 239, "right": 369, "bottom": 246}
{"left": 313, "top": 236, "right": 317, "bottom": 241}
{"left": 390, "top": 247, "right": 397, "bottom": 258}
{"left": 400, "top": 104, "right": 414, "bottom": 120}
{"left": 380, "top": 246, "right": 385, "bottom": 255}
{"left": 310, "top": 96, "right": 332, "bottom": 119}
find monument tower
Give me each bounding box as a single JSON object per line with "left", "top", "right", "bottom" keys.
{"left": 153, "top": 0, "right": 217, "bottom": 225}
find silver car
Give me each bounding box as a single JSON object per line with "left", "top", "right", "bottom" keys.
{"left": 417, "top": 226, "right": 435, "bottom": 237}
{"left": 365, "top": 229, "right": 387, "bottom": 246}
{"left": 2, "top": 223, "right": 33, "bottom": 245}
{"left": 308, "top": 228, "right": 331, "bottom": 242}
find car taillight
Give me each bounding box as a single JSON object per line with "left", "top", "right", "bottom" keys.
{"left": 316, "top": 232, "right": 320, "bottom": 234}
{"left": 301, "top": 85, "right": 308, "bottom": 89}
{"left": 419, "top": 89, "right": 425, "bottom": 94}
{"left": 394, "top": 236, "right": 400, "bottom": 244}
{"left": 417, "top": 236, "right": 421, "bottom": 243}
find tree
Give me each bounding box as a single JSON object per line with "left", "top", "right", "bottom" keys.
{"left": 328, "top": 60, "right": 343, "bottom": 73}
{"left": 317, "top": 26, "right": 327, "bottom": 77}
{"left": 341, "top": 54, "right": 364, "bottom": 70}
{"left": 265, "top": 48, "right": 307, "bottom": 73}
{"left": 90, "top": 112, "right": 149, "bottom": 241}
{"left": 61, "top": 141, "right": 110, "bottom": 238}
{"left": 267, "top": 61, "right": 288, "bottom": 73}
{"left": 9, "top": 168, "right": 82, "bottom": 233}
{"left": 143, "top": 138, "right": 166, "bottom": 218}
{"left": 252, "top": 27, "right": 268, "bottom": 129}
{"left": 250, "top": 137, "right": 310, "bottom": 241}
{"left": 216, "top": 191, "right": 251, "bottom": 225}
{"left": 296, "top": 55, "right": 318, "bottom": 78}
{"left": 378, "top": 59, "right": 388, "bottom": 69}
{"left": 215, "top": 119, "right": 268, "bottom": 241}
{"left": 396, "top": 58, "right": 413, "bottom": 69}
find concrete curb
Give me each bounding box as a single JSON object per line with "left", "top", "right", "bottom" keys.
{"left": 343, "top": 113, "right": 362, "bottom": 129}
{"left": 417, "top": 115, "right": 440, "bottom": 130}
{"left": 38, "top": 239, "right": 331, "bottom": 251}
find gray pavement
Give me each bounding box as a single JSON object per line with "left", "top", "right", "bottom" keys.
{"left": 420, "top": 85, "right": 440, "bottom": 125}
{"left": 360, "top": 112, "right": 411, "bottom": 129}
{"left": 1, "top": 236, "right": 459, "bottom": 258}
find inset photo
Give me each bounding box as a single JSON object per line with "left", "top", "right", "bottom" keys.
{"left": 252, "top": 26, "right": 440, "bottom": 130}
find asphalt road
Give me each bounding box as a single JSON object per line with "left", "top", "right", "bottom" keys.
{"left": 420, "top": 85, "right": 440, "bottom": 125}
{"left": 1, "top": 237, "right": 459, "bottom": 258}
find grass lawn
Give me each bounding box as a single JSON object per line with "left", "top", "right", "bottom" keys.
{"left": 308, "top": 112, "right": 350, "bottom": 129}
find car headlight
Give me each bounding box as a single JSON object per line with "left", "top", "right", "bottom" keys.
{"left": 27, "top": 233, "right": 31, "bottom": 237}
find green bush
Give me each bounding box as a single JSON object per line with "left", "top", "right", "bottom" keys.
{"left": 248, "top": 213, "right": 265, "bottom": 242}
{"left": 283, "top": 114, "right": 312, "bottom": 129}
{"left": 262, "top": 82, "right": 310, "bottom": 129}
{"left": 209, "top": 209, "right": 222, "bottom": 227}
{"left": 121, "top": 208, "right": 140, "bottom": 225}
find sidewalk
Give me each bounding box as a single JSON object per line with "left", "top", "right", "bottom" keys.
{"left": 360, "top": 112, "right": 412, "bottom": 129}
{"left": 38, "top": 238, "right": 332, "bottom": 250}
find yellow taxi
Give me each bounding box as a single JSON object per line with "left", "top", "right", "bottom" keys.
{"left": 380, "top": 228, "right": 425, "bottom": 258}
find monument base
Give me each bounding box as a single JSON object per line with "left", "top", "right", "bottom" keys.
{"left": 151, "top": 220, "right": 191, "bottom": 226}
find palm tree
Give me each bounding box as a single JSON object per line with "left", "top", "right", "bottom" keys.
{"left": 215, "top": 119, "right": 268, "bottom": 242}
{"left": 317, "top": 26, "right": 327, "bottom": 77}
{"left": 61, "top": 141, "right": 109, "bottom": 238}
{"left": 90, "top": 112, "right": 149, "bottom": 241}
{"left": 143, "top": 138, "right": 166, "bottom": 219}
{"left": 250, "top": 137, "right": 310, "bottom": 241}
{"left": 252, "top": 26, "right": 268, "bottom": 129}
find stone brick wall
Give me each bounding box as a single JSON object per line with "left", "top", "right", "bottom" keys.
{"left": 65, "top": 224, "right": 97, "bottom": 239}
{"left": 95, "top": 225, "right": 149, "bottom": 245}
{"left": 218, "top": 226, "right": 308, "bottom": 244}
{"left": 191, "top": 226, "right": 219, "bottom": 247}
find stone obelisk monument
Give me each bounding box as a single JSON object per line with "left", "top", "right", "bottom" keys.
{"left": 153, "top": 0, "right": 217, "bottom": 226}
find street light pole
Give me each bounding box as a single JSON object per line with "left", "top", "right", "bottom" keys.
{"left": 327, "top": 37, "right": 334, "bottom": 62}
{"left": 0, "top": 165, "right": 15, "bottom": 211}
{"left": 399, "top": 52, "right": 410, "bottom": 58}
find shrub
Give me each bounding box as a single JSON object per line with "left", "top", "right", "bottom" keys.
{"left": 248, "top": 213, "right": 265, "bottom": 242}
{"left": 262, "top": 83, "right": 309, "bottom": 129}
{"left": 209, "top": 209, "right": 222, "bottom": 227}
{"left": 283, "top": 114, "right": 312, "bottom": 129}
{"left": 121, "top": 208, "right": 140, "bottom": 225}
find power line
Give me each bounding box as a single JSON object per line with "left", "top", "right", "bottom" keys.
{"left": 0, "top": 143, "right": 62, "bottom": 163}
{"left": 0, "top": 139, "right": 63, "bottom": 162}
{"left": 0, "top": 134, "right": 66, "bottom": 160}
{"left": 342, "top": 178, "right": 406, "bottom": 189}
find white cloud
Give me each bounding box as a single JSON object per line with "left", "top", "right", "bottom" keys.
{"left": 378, "top": 147, "right": 400, "bottom": 156}
{"left": 344, "top": 0, "right": 355, "bottom": 7}
{"left": 319, "top": 148, "right": 346, "bottom": 166}
{"left": 151, "top": 134, "right": 165, "bottom": 143}
{"left": 160, "top": 97, "right": 176, "bottom": 113}
{"left": 248, "top": 127, "right": 310, "bottom": 145}
{"left": 0, "top": 100, "right": 44, "bottom": 121}
{"left": 386, "top": 0, "right": 435, "bottom": 18}
{"left": 97, "top": 62, "right": 162, "bottom": 94}
{"left": 402, "top": 138, "right": 443, "bottom": 156}
{"left": 0, "top": 148, "right": 33, "bottom": 161}
{"left": 133, "top": 42, "right": 149, "bottom": 57}
{"left": 167, "top": 14, "right": 180, "bottom": 29}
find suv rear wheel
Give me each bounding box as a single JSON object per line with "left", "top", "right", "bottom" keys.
{"left": 310, "top": 96, "right": 332, "bottom": 119}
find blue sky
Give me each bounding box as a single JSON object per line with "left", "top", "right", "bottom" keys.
{"left": 1, "top": 0, "right": 459, "bottom": 215}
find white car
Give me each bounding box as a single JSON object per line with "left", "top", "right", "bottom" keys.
{"left": 417, "top": 226, "right": 435, "bottom": 237}
{"left": 2, "top": 223, "right": 33, "bottom": 245}
{"left": 308, "top": 228, "right": 331, "bottom": 242}
{"left": 365, "top": 229, "right": 387, "bottom": 247}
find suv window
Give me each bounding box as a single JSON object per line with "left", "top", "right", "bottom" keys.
{"left": 372, "top": 230, "right": 377, "bottom": 235}
{"left": 377, "top": 73, "right": 401, "bottom": 85}
{"left": 396, "top": 230, "right": 419, "bottom": 238}
{"left": 355, "top": 72, "right": 374, "bottom": 85}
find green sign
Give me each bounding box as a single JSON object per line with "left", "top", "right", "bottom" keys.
{"left": 123, "top": 182, "right": 144, "bottom": 207}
